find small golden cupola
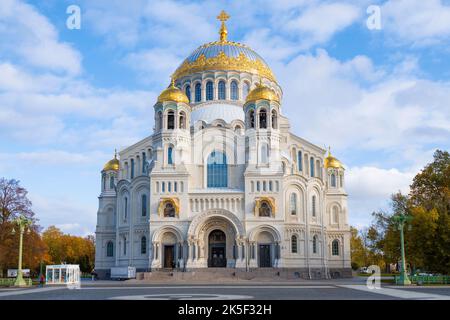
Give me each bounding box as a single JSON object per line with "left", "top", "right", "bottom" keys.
{"left": 245, "top": 79, "right": 280, "bottom": 104}
{"left": 157, "top": 78, "right": 189, "bottom": 104}
{"left": 103, "top": 150, "right": 120, "bottom": 171}
{"left": 324, "top": 147, "right": 344, "bottom": 169}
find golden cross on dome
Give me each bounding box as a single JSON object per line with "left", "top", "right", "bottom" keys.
{"left": 217, "top": 10, "right": 230, "bottom": 42}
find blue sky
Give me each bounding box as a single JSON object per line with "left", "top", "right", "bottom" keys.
{"left": 1, "top": 0, "right": 449, "bottom": 236}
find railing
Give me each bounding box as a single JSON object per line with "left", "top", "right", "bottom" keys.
{"left": 395, "top": 275, "right": 450, "bottom": 285}
{"left": 0, "top": 278, "right": 33, "bottom": 287}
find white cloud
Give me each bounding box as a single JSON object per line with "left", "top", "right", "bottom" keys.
{"left": 346, "top": 166, "right": 415, "bottom": 225}
{"left": 381, "top": 0, "right": 450, "bottom": 45}
{"left": 0, "top": 0, "right": 82, "bottom": 75}
{"left": 124, "top": 48, "right": 184, "bottom": 85}
{"left": 277, "top": 49, "right": 450, "bottom": 167}
{"left": 30, "top": 193, "right": 96, "bottom": 237}
{"left": 285, "top": 2, "right": 361, "bottom": 46}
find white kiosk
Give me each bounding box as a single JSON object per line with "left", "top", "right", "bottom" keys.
{"left": 46, "top": 264, "right": 80, "bottom": 285}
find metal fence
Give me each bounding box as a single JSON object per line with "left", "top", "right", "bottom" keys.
{"left": 395, "top": 275, "right": 450, "bottom": 285}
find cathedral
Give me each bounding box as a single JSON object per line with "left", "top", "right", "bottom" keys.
{"left": 95, "top": 11, "right": 351, "bottom": 279}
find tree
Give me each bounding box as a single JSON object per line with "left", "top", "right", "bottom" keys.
{"left": 407, "top": 150, "right": 450, "bottom": 273}
{"left": 0, "top": 178, "right": 35, "bottom": 224}
{"left": 0, "top": 178, "right": 47, "bottom": 276}
{"left": 350, "top": 226, "right": 366, "bottom": 270}
{"left": 42, "top": 226, "right": 95, "bottom": 273}
{"left": 364, "top": 151, "right": 450, "bottom": 274}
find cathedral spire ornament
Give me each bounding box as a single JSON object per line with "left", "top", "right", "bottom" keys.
{"left": 217, "top": 10, "right": 230, "bottom": 42}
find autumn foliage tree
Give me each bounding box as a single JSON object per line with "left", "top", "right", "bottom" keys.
{"left": 42, "top": 226, "right": 95, "bottom": 273}
{"left": 0, "top": 178, "right": 49, "bottom": 276}
{"left": 1, "top": 178, "right": 96, "bottom": 276}
{"left": 353, "top": 150, "right": 450, "bottom": 274}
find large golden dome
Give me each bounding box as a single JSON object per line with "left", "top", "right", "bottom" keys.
{"left": 172, "top": 11, "right": 276, "bottom": 83}
{"left": 157, "top": 79, "right": 189, "bottom": 104}
{"left": 103, "top": 151, "right": 119, "bottom": 171}
{"left": 324, "top": 149, "right": 344, "bottom": 169}
{"left": 245, "top": 81, "right": 280, "bottom": 104}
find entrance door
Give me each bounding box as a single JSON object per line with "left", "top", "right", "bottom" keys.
{"left": 164, "top": 245, "right": 175, "bottom": 268}
{"left": 210, "top": 246, "right": 226, "bottom": 267}
{"left": 208, "top": 230, "right": 227, "bottom": 267}
{"left": 259, "top": 244, "right": 271, "bottom": 268}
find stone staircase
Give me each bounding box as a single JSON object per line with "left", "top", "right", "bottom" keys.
{"left": 135, "top": 268, "right": 312, "bottom": 282}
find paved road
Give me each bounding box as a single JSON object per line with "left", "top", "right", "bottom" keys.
{"left": 0, "top": 281, "right": 449, "bottom": 300}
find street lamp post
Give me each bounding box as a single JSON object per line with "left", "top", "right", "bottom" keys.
{"left": 11, "top": 216, "right": 32, "bottom": 287}
{"left": 392, "top": 214, "right": 413, "bottom": 285}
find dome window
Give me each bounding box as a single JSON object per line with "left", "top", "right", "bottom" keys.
{"left": 167, "top": 110, "right": 175, "bottom": 130}
{"left": 206, "top": 81, "right": 214, "bottom": 101}
{"left": 259, "top": 109, "right": 267, "bottom": 129}
{"left": 218, "top": 80, "right": 226, "bottom": 100}
{"left": 185, "top": 85, "right": 191, "bottom": 102}
{"left": 195, "top": 83, "right": 202, "bottom": 102}
{"left": 271, "top": 110, "right": 278, "bottom": 129}
{"left": 231, "top": 81, "right": 238, "bottom": 100}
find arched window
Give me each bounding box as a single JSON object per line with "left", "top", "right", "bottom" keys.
{"left": 331, "top": 173, "right": 336, "bottom": 187}
{"left": 243, "top": 82, "right": 250, "bottom": 99}
{"left": 230, "top": 81, "right": 238, "bottom": 100}
{"left": 130, "top": 159, "right": 135, "bottom": 179}
{"left": 207, "top": 151, "right": 227, "bottom": 188}
{"left": 141, "top": 194, "right": 147, "bottom": 217}
{"left": 260, "top": 143, "right": 269, "bottom": 164}
{"left": 206, "top": 81, "right": 213, "bottom": 100}
{"left": 312, "top": 195, "right": 316, "bottom": 217}
{"left": 291, "top": 235, "right": 298, "bottom": 253}
{"left": 142, "top": 152, "right": 146, "bottom": 174}
{"left": 282, "top": 162, "right": 286, "bottom": 174}
{"left": 332, "top": 239, "right": 339, "bottom": 256}
{"left": 259, "top": 109, "right": 267, "bottom": 128}
{"left": 316, "top": 160, "right": 321, "bottom": 179}
{"left": 123, "top": 236, "right": 127, "bottom": 255}
{"left": 297, "top": 151, "right": 303, "bottom": 171}
{"left": 102, "top": 175, "right": 106, "bottom": 191}
{"left": 333, "top": 206, "right": 339, "bottom": 224}
{"left": 290, "top": 193, "right": 297, "bottom": 215}
{"left": 271, "top": 110, "right": 277, "bottom": 129}
{"left": 269, "top": 181, "right": 273, "bottom": 191}
{"left": 109, "top": 176, "right": 114, "bottom": 189}
{"left": 106, "top": 241, "right": 114, "bottom": 257}
{"left": 312, "top": 235, "right": 318, "bottom": 254}
{"left": 167, "top": 110, "right": 175, "bottom": 130}
{"left": 167, "top": 146, "right": 173, "bottom": 165}
{"left": 185, "top": 85, "right": 191, "bottom": 102}
{"left": 164, "top": 202, "right": 176, "bottom": 217}
{"left": 310, "top": 157, "right": 315, "bottom": 177}
{"left": 195, "top": 83, "right": 201, "bottom": 102}
{"left": 249, "top": 110, "right": 255, "bottom": 128}
{"left": 259, "top": 201, "right": 272, "bottom": 217}
{"left": 124, "top": 197, "right": 128, "bottom": 220}
{"left": 141, "top": 236, "right": 147, "bottom": 254}
{"left": 218, "top": 80, "right": 225, "bottom": 100}
{"left": 179, "top": 111, "right": 186, "bottom": 129}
